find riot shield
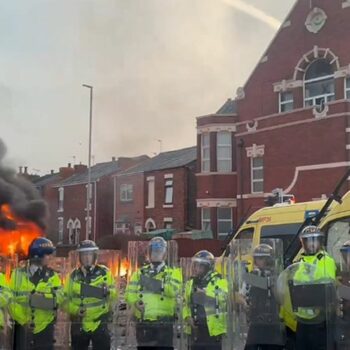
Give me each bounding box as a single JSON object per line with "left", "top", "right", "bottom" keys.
{"left": 48, "top": 256, "right": 69, "bottom": 349}
{"left": 125, "top": 239, "right": 181, "bottom": 349}
{"left": 277, "top": 259, "right": 336, "bottom": 350}
{"left": 0, "top": 256, "right": 14, "bottom": 350}
{"left": 332, "top": 254, "right": 350, "bottom": 350}
{"left": 180, "top": 255, "right": 231, "bottom": 350}
{"left": 66, "top": 249, "right": 120, "bottom": 349}
{"left": 232, "top": 239, "right": 285, "bottom": 350}
{"left": 8, "top": 256, "right": 64, "bottom": 350}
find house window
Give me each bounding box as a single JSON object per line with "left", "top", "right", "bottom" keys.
{"left": 304, "top": 59, "right": 335, "bottom": 107}
{"left": 217, "top": 208, "right": 232, "bottom": 239}
{"left": 217, "top": 131, "right": 232, "bottom": 172}
{"left": 201, "top": 208, "right": 211, "bottom": 231}
{"left": 164, "top": 218, "right": 173, "bottom": 229}
{"left": 147, "top": 177, "right": 155, "bottom": 208}
{"left": 251, "top": 157, "right": 264, "bottom": 193}
{"left": 279, "top": 92, "right": 294, "bottom": 112}
{"left": 58, "top": 217, "right": 64, "bottom": 243}
{"left": 120, "top": 184, "right": 133, "bottom": 202}
{"left": 164, "top": 179, "right": 173, "bottom": 204}
{"left": 201, "top": 133, "right": 210, "bottom": 172}
{"left": 58, "top": 187, "right": 64, "bottom": 212}
{"left": 346, "top": 78, "right": 350, "bottom": 100}
{"left": 67, "top": 219, "right": 74, "bottom": 244}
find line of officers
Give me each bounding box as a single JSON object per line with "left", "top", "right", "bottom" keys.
{"left": 0, "top": 226, "right": 349, "bottom": 350}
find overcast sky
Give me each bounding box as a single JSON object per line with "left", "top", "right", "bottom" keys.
{"left": 0, "top": 0, "right": 296, "bottom": 175}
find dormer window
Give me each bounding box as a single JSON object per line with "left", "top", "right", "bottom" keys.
{"left": 304, "top": 59, "right": 335, "bottom": 107}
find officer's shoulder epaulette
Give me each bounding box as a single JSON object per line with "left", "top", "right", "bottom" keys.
{"left": 94, "top": 265, "right": 108, "bottom": 276}
{"left": 45, "top": 267, "right": 56, "bottom": 278}
{"left": 71, "top": 268, "right": 81, "bottom": 280}
{"left": 316, "top": 252, "right": 325, "bottom": 260}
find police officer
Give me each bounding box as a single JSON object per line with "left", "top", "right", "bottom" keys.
{"left": 335, "top": 240, "right": 350, "bottom": 349}
{"left": 9, "top": 237, "right": 62, "bottom": 350}
{"left": 244, "top": 244, "right": 285, "bottom": 350}
{"left": 0, "top": 258, "right": 11, "bottom": 347}
{"left": 125, "top": 236, "right": 182, "bottom": 350}
{"left": 183, "top": 250, "right": 228, "bottom": 350}
{"left": 64, "top": 240, "right": 117, "bottom": 350}
{"left": 293, "top": 225, "right": 337, "bottom": 350}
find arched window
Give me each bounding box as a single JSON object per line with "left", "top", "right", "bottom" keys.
{"left": 73, "top": 219, "right": 81, "bottom": 245}
{"left": 145, "top": 218, "right": 156, "bottom": 232}
{"left": 67, "top": 219, "right": 74, "bottom": 245}
{"left": 304, "top": 59, "right": 335, "bottom": 107}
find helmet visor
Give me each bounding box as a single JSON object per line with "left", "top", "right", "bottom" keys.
{"left": 79, "top": 251, "right": 97, "bottom": 267}
{"left": 341, "top": 247, "right": 350, "bottom": 272}
{"left": 191, "top": 260, "right": 210, "bottom": 278}
{"left": 301, "top": 236, "right": 322, "bottom": 254}
{"left": 149, "top": 241, "right": 167, "bottom": 262}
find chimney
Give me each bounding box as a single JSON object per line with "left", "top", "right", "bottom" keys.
{"left": 50, "top": 170, "right": 54, "bottom": 175}
{"left": 74, "top": 164, "right": 88, "bottom": 174}
{"left": 19, "top": 166, "right": 23, "bottom": 174}
{"left": 112, "top": 156, "right": 116, "bottom": 162}
{"left": 59, "top": 165, "right": 75, "bottom": 179}
{"left": 24, "top": 166, "right": 28, "bottom": 174}
{"left": 117, "top": 156, "right": 149, "bottom": 171}
{"left": 68, "top": 163, "right": 72, "bottom": 168}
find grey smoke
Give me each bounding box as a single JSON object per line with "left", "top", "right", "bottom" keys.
{"left": 0, "top": 139, "right": 48, "bottom": 230}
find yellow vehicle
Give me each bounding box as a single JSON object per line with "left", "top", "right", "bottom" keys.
{"left": 220, "top": 199, "right": 332, "bottom": 336}
{"left": 225, "top": 199, "right": 328, "bottom": 262}
{"left": 320, "top": 190, "right": 350, "bottom": 266}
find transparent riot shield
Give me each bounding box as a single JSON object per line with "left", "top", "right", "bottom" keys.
{"left": 180, "top": 255, "right": 231, "bottom": 350}
{"left": 0, "top": 256, "right": 14, "bottom": 350}
{"left": 66, "top": 249, "right": 120, "bottom": 349}
{"left": 335, "top": 255, "right": 350, "bottom": 349}
{"left": 277, "top": 259, "right": 336, "bottom": 350}
{"left": 8, "top": 256, "right": 64, "bottom": 350}
{"left": 125, "top": 239, "right": 181, "bottom": 349}
{"left": 48, "top": 256, "right": 70, "bottom": 349}
{"left": 232, "top": 239, "right": 285, "bottom": 350}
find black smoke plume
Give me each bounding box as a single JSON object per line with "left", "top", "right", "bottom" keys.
{"left": 0, "top": 139, "right": 48, "bottom": 230}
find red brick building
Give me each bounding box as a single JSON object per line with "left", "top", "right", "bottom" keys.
{"left": 114, "top": 147, "right": 197, "bottom": 235}
{"left": 196, "top": 0, "right": 350, "bottom": 238}
{"left": 36, "top": 156, "right": 148, "bottom": 246}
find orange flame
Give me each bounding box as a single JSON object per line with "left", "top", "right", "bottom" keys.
{"left": 0, "top": 204, "right": 43, "bottom": 258}
{"left": 119, "top": 258, "right": 130, "bottom": 277}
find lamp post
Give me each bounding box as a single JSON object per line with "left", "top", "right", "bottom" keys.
{"left": 82, "top": 84, "right": 93, "bottom": 240}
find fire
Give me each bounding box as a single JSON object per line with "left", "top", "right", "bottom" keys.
{"left": 119, "top": 258, "right": 130, "bottom": 277}
{"left": 0, "top": 204, "right": 43, "bottom": 258}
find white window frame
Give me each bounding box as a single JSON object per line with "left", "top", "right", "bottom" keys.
{"left": 120, "top": 184, "right": 133, "bottom": 202}
{"left": 217, "top": 131, "right": 232, "bottom": 173}
{"left": 201, "top": 208, "right": 211, "bottom": 232}
{"left": 279, "top": 91, "right": 294, "bottom": 113}
{"left": 201, "top": 133, "right": 210, "bottom": 173}
{"left": 217, "top": 207, "right": 233, "bottom": 238}
{"left": 164, "top": 179, "right": 174, "bottom": 204}
{"left": 146, "top": 177, "right": 155, "bottom": 209}
{"left": 58, "top": 217, "right": 64, "bottom": 243}
{"left": 58, "top": 187, "right": 64, "bottom": 212}
{"left": 251, "top": 156, "right": 264, "bottom": 194}
{"left": 304, "top": 74, "right": 335, "bottom": 107}
{"left": 345, "top": 77, "right": 350, "bottom": 100}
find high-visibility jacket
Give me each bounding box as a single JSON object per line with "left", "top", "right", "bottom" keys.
{"left": 9, "top": 266, "right": 63, "bottom": 334}
{"left": 293, "top": 251, "right": 336, "bottom": 321}
{"left": 64, "top": 264, "right": 117, "bottom": 333}
{"left": 0, "top": 273, "right": 11, "bottom": 329}
{"left": 125, "top": 264, "right": 182, "bottom": 321}
{"left": 183, "top": 271, "right": 228, "bottom": 337}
